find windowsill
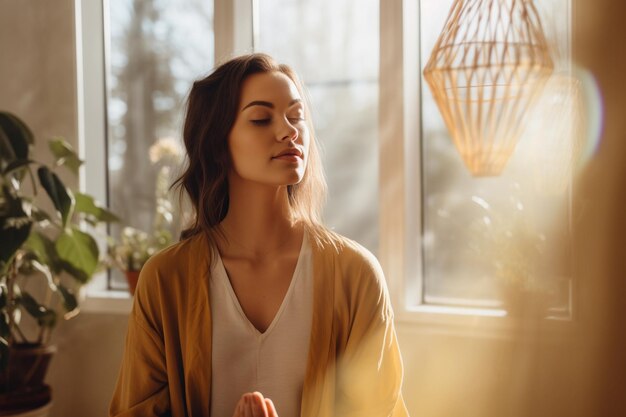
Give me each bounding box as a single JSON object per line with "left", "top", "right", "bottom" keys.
{"left": 81, "top": 289, "right": 133, "bottom": 315}
{"left": 394, "top": 304, "right": 575, "bottom": 341}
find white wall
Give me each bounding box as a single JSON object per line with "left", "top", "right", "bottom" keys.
{"left": 0, "top": 2, "right": 130, "bottom": 416}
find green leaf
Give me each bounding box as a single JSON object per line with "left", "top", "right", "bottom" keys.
{"left": 0, "top": 112, "right": 34, "bottom": 162}
{"left": 74, "top": 192, "right": 120, "bottom": 223}
{"left": 25, "top": 231, "right": 52, "bottom": 266}
{"left": 0, "top": 219, "right": 32, "bottom": 263}
{"left": 2, "top": 158, "right": 34, "bottom": 176}
{"left": 25, "top": 231, "right": 62, "bottom": 274}
{"left": 0, "top": 126, "right": 16, "bottom": 164}
{"left": 74, "top": 193, "right": 98, "bottom": 216}
{"left": 58, "top": 260, "right": 89, "bottom": 283}
{"left": 0, "top": 312, "right": 9, "bottom": 339}
{"left": 57, "top": 284, "right": 78, "bottom": 314}
{"left": 0, "top": 337, "right": 8, "bottom": 372}
{"left": 97, "top": 208, "right": 120, "bottom": 223}
{"left": 29, "top": 259, "right": 58, "bottom": 293}
{"left": 48, "top": 138, "right": 82, "bottom": 176}
{"left": 0, "top": 186, "right": 33, "bottom": 263}
{"left": 56, "top": 226, "right": 99, "bottom": 281}
{"left": 19, "top": 292, "right": 56, "bottom": 327}
{"left": 0, "top": 284, "right": 7, "bottom": 309}
{"left": 37, "top": 166, "right": 75, "bottom": 227}
{"left": 20, "top": 292, "right": 42, "bottom": 317}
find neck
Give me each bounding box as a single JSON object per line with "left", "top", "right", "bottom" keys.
{"left": 217, "top": 177, "right": 302, "bottom": 258}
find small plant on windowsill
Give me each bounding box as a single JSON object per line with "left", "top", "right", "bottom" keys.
{"left": 0, "top": 111, "right": 119, "bottom": 413}
{"left": 467, "top": 193, "right": 569, "bottom": 317}
{"left": 108, "top": 137, "right": 180, "bottom": 295}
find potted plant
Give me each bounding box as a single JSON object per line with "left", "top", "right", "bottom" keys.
{"left": 0, "top": 111, "right": 118, "bottom": 415}
{"left": 108, "top": 225, "right": 172, "bottom": 295}
{"left": 108, "top": 137, "right": 180, "bottom": 294}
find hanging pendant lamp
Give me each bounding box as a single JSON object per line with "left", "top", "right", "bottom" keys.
{"left": 423, "top": 0, "right": 554, "bottom": 176}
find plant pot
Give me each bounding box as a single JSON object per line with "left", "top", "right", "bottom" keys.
{"left": 125, "top": 270, "right": 141, "bottom": 295}
{"left": 0, "top": 398, "right": 52, "bottom": 417}
{"left": 0, "top": 344, "right": 56, "bottom": 415}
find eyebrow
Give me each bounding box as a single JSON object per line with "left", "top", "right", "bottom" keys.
{"left": 241, "top": 98, "right": 302, "bottom": 112}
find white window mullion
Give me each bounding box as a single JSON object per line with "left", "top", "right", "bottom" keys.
{"left": 214, "top": 0, "right": 255, "bottom": 63}
{"left": 75, "top": 0, "right": 107, "bottom": 211}
{"left": 379, "top": 0, "right": 423, "bottom": 320}
{"left": 75, "top": 0, "right": 110, "bottom": 295}
{"left": 401, "top": 0, "right": 423, "bottom": 312}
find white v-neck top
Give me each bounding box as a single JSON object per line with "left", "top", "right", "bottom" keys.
{"left": 209, "top": 235, "right": 313, "bottom": 417}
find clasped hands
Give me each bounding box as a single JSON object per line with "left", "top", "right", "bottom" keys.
{"left": 232, "top": 392, "right": 278, "bottom": 417}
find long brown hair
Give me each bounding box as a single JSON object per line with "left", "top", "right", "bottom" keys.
{"left": 173, "top": 53, "right": 333, "bottom": 248}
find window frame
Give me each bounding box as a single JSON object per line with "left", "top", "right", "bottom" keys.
{"left": 75, "top": 0, "right": 126, "bottom": 312}
{"left": 77, "top": 0, "right": 575, "bottom": 330}
{"left": 379, "top": 0, "right": 576, "bottom": 335}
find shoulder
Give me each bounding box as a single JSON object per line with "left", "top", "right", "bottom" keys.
{"left": 135, "top": 233, "right": 212, "bottom": 298}
{"left": 132, "top": 233, "right": 212, "bottom": 328}
{"left": 314, "top": 231, "right": 384, "bottom": 279}
{"left": 141, "top": 233, "right": 211, "bottom": 276}
{"left": 314, "top": 231, "right": 394, "bottom": 321}
{"left": 313, "top": 231, "right": 389, "bottom": 306}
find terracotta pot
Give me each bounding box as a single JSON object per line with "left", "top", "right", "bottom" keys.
{"left": 0, "top": 344, "right": 56, "bottom": 415}
{"left": 125, "top": 270, "right": 141, "bottom": 295}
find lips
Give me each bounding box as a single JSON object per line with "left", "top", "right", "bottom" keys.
{"left": 273, "top": 148, "right": 303, "bottom": 159}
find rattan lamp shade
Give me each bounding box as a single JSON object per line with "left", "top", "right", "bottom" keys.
{"left": 423, "top": 0, "right": 554, "bottom": 176}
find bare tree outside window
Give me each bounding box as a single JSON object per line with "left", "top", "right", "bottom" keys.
{"left": 106, "top": 0, "right": 213, "bottom": 289}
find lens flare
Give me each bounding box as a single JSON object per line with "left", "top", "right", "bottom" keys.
{"left": 576, "top": 66, "right": 604, "bottom": 166}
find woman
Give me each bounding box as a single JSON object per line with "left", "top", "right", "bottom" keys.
{"left": 110, "top": 53, "right": 408, "bottom": 417}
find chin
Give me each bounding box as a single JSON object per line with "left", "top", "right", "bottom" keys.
{"left": 252, "top": 173, "right": 302, "bottom": 187}
{"left": 274, "top": 171, "right": 304, "bottom": 186}
{"left": 273, "top": 167, "right": 305, "bottom": 185}
{"left": 283, "top": 174, "right": 304, "bottom": 186}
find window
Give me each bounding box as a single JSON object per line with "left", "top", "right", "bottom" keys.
{"left": 380, "top": 0, "right": 575, "bottom": 320}
{"left": 79, "top": 0, "right": 575, "bottom": 320}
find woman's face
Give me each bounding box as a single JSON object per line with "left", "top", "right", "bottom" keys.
{"left": 228, "top": 71, "right": 310, "bottom": 187}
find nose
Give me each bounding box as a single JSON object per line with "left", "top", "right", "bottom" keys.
{"left": 277, "top": 118, "right": 299, "bottom": 142}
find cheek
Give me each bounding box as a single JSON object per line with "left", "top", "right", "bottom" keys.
{"left": 229, "top": 127, "right": 258, "bottom": 160}
{"left": 299, "top": 125, "right": 311, "bottom": 148}
{"left": 227, "top": 128, "right": 271, "bottom": 178}
{"left": 228, "top": 131, "right": 253, "bottom": 173}
{"left": 300, "top": 129, "right": 311, "bottom": 164}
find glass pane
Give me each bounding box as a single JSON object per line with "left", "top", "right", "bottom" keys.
{"left": 420, "top": 0, "right": 573, "bottom": 312}
{"left": 106, "top": 0, "right": 214, "bottom": 289}
{"left": 257, "top": 0, "right": 380, "bottom": 253}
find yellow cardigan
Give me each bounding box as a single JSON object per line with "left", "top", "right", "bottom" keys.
{"left": 110, "top": 232, "right": 409, "bottom": 417}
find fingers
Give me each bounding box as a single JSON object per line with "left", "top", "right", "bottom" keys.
{"left": 232, "top": 395, "right": 245, "bottom": 417}
{"left": 264, "top": 398, "right": 278, "bottom": 417}
{"left": 250, "top": 392, "right": 268, "bottom": 417}
{"left": 245, "top": 395, "right": 257, "bottom": 417}
{"left": 244, "top": 394, "right": 256, "bottom": 417}
{"left": 233, "top": 392, "right": 274, "bottom": 417}
{"left": 233, "top": 394, "right": 256, "bottom": 417}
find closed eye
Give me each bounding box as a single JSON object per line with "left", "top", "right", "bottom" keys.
{"left": 251, "top": 119, "right": 271, "bottom": 126}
